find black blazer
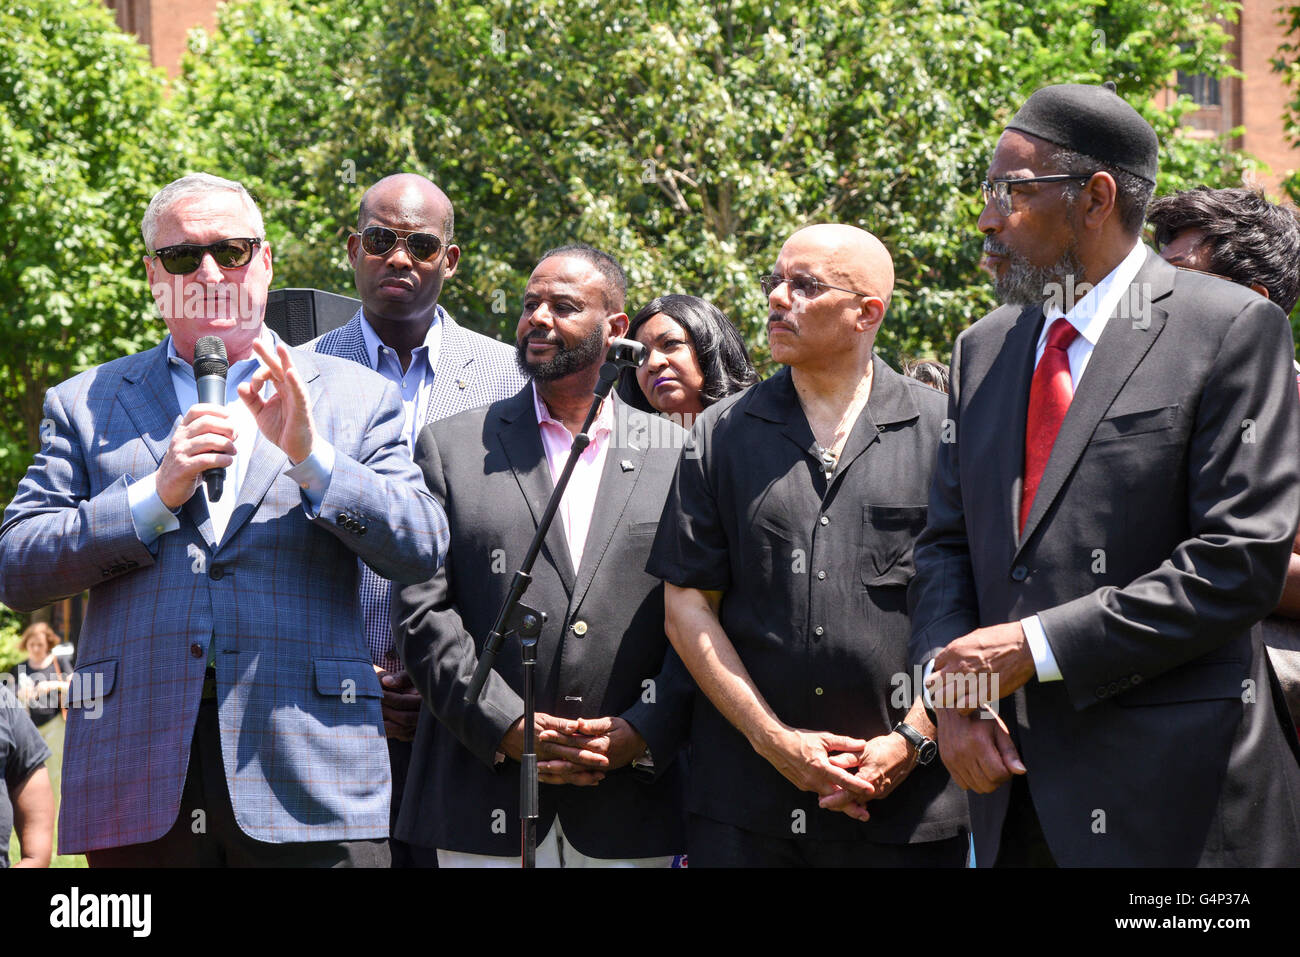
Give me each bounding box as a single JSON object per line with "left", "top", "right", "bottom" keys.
{"left": 393, "top": 386, "right": 692, "bottom": 857}
{"left": 910, "top": 249, "right": 1300, "bottom": 866}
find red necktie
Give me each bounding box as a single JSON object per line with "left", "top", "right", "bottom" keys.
{"left": 1021, "top": 318, "right": 1079, "bottom": 533}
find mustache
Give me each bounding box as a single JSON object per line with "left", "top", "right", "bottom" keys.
{"left": 520, "top": 331, "right": 563, "bottom": 346}
{"left": 983, "top": 238, "right": 1012, "bottom": 257}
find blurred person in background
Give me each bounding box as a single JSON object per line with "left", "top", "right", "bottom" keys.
{"left": 901, "top": 358, "right": 951, "bottom": 394}
{"left": 9, "top": 623, "right": 71, "bottom": 733}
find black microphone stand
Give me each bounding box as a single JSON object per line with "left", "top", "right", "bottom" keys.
{"left": 464, "top": 347, "right": 639, "bottom": 868}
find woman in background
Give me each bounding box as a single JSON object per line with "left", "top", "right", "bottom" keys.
{"left": 619, "top": 294, "right": 758, "bottom": 419}
{"left": 10, "top": 623, "right": 71, "bottom": 730}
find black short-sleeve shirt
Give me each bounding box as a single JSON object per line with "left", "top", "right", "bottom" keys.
{"left": 2, "top": 684, "right": 50, "bottom": 867}
{"left": 647, "top": 358, "right": 966, "bottom": 842}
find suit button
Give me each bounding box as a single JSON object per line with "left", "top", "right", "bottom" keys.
{"left": 572, "top": 620, "right": 588, "bottom": 636}
{"left": 817, "top": 570, "right": 827, "bottom": 580}
{"left": 190, "top": 643, "right": 205, "bottom": 659}
{"left": 820, "top": 516, "right": 829, "bottom": 526}
{"left": 1011, "top": 566, "right": 1029, "bottom": 582}
{"left": 357, "top": 524, "right": 367, "bottom": 535}
{"left": 1131, "top": 674, "right": 1142, "bottom": 685}
{"left": 1118, "top": 677, "right": 1130, "bottom": 690}
{"left": 1107, "top": 681, "right": 1119, "bottom": 695}
{"left": 814, "top": 626, "right": 825, "bottom": 636}
{"left": 814, "top": 687, "right": 824, "bottom": 695}
{"left": 1095, "top": 686, "right": 1107, "bottom": 698}
{"left": 209, "top": 564, "right": 225, "bottom": 581}
{"left": 336, "top": 513, "right": 349, "bottom": 527}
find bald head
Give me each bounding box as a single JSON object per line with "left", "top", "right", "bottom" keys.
{"left": 767, "top": 223, "right": 896, "bottom": 373}
{"left": 782, "top": 224, "right": 894, "bottom": 307}
{"left": 358, "top": 173, "right": 454, "bottom": 240}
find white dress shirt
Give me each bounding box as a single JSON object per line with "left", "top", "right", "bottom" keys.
{"left": 127, "top": 328, "right": 334, "bottom": 546}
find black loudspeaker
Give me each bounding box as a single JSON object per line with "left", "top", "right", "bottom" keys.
{"left": 265, "top": 288, "right": 361, "bottom": 346}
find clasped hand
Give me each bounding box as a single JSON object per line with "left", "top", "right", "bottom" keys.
{"left": 500, "top": 713, "right": 646, "bottom": 786}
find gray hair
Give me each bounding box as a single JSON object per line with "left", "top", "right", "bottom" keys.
{"left": 1049, "top": 148, "right": 1155, "bottom": 237}
{"left": 141, "top": 173, "right": 265, "bottom": 251}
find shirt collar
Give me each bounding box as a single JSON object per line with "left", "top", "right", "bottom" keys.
{"left": 1043, "top": 238, "right": 1146, "bottom": 346}
{"left": 165, "top": 326, "right": 278, "bottom": 386}
{"left": 532, "top": 381, "right": 615, "bottom": 438}
{"left": 359, "top": 305, "right": 445, "bottom": 371}
{"left": 745, "top": 356, "right": 920, "bottom": 428}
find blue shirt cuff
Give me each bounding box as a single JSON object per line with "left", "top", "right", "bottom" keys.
{"left": 127, "top": 472, "right": 181, "bottom": 546}
{"left": 1021, "top": 615, "right": 1063, "bottom": 682}
{"left": 284, "top": 440, "right": 335, "bottom": 517}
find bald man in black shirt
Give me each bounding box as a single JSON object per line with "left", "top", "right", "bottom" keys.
{"left": 648, "top": 225, "right": 966, "bottom": 866}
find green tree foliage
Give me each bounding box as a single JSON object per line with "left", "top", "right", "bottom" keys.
{"left": 176, "top": 0, "right": 1246, "bottom": 373}
{"left": 0, "top": 0, "right": 182, "bottom": 494}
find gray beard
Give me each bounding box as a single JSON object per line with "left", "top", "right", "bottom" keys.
{"left": 990, "top": 241, "right": 1086, "bottom": 307}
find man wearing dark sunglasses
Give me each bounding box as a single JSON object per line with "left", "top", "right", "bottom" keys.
{"left": 0, "top": 172, "right": 448, "bottom": 867}
{"left": 311, "top": 173, "right": 524, "bottom": 867}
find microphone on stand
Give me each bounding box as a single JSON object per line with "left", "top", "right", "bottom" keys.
{"left": 606, "top": 338, "right": 647, "bottom": 368}
{"left": 194, "top": 336, "right": 228, "bottom": 502}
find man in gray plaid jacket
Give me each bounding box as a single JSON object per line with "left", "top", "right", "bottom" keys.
{"left": 312, "top": 173, "right": 525, "bottom": 866}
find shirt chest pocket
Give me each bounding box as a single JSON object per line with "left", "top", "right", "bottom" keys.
{"left": 860, "top": 505, "right": 928, "bottom": 587}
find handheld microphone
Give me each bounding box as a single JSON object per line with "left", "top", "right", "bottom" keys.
{"left": 194, "top": 336, "right": 228, "bottom": 502}
{"left": 606, "top": 338, "right": 647, "bottom": 368}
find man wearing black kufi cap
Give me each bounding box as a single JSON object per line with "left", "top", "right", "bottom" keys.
{"left": 909, "top": 82, "right": 1300, "bottom": 866}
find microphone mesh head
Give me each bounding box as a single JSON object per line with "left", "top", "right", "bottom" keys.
{"left": 194, "top": 336, "right": 228, "bottom": 377}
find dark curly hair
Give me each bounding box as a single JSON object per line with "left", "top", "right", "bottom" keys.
{"left": 617, "top": 295, "right": 758, "bottom": 413}
{"left": 1147, "top": 186, "right": 1300, "bottom": 314}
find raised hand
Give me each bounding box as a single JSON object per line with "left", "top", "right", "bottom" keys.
{"left": 239, "top": 339, "right": 316, "bottom": 464}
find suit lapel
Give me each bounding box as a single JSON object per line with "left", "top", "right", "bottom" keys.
{"left": 427, "top": 313, "right": 476, "bottom": 424}
{"left": 992, "top": 307, "right": 1045, "bottom": 548}
{"left": 119, "top": 343, "right": 218, "bottom": 544}
{"left": 1015, "top": 253, "right": 1171, "bottom": 552}
{"left": 118, "top": 343, "right": 183, "bottom": 468}
{"left": 497, "top": 389, "right": 577, "bottom": 593}
{"left": 570, "top": 403, "right": 644, "bottom": 613}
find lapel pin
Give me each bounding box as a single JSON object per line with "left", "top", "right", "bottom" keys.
{"left": 456, "top": 379, "right": 468, "bottom": 390}
{"left": 620, "top": 459, "right": 634, "bottom": 472}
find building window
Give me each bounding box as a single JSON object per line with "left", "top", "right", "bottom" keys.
{"left": 1177, "top": 72, "right": 1221, "bottom": 107}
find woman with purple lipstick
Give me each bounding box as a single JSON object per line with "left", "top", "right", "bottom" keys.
{"left": 618, "top": 295, "right": 758, "bottom": 420}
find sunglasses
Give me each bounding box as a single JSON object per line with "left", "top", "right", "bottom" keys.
{"left": 356, "top": 225, "right": 445, "bottom": 262}
{"left": 151, "top": 238, "right": 262, "bottom": 275}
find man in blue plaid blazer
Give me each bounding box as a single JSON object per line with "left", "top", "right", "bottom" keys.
{"left": 311, "top": 173, "right": 525, "bottom": 866}
{"left": 0, "top": 174, "right": 448, "bottom": 865}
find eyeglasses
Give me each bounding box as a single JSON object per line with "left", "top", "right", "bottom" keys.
{"left": 979, "top": 174, "right": 1095, "bottom": 216}
{"left": 150, "top": 238, "right": 262, "bottom": 275}
{"left": 760, "top": 274, "right": 874, "bottom": 300}
{"left": 355, "top": 225, "right": 445, "bottom": 262}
